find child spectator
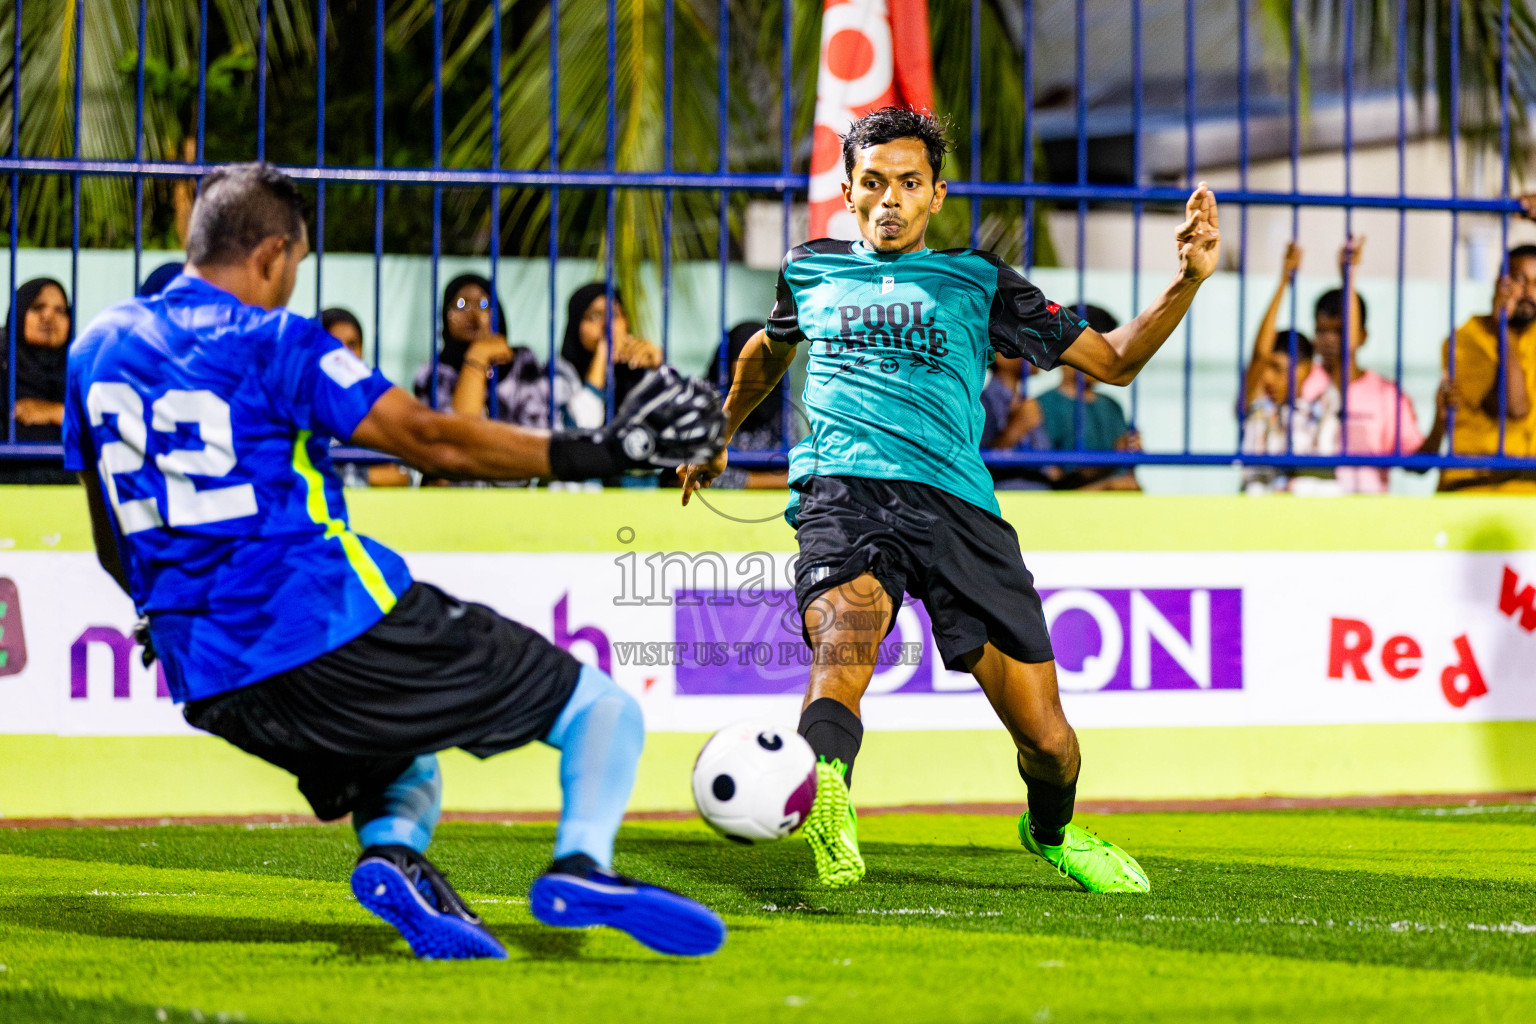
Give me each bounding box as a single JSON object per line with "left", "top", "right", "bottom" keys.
{"left": 980, "top": 348, "right": 1055, "bottom": 490}
{"left": 1300, "top": 236, "right": 1448, "bottom": 493}
{"left": 322, "top": 307, "right": 409, "bottom": 488}
{"left": 1037, "top": 304, "right": 1140, "bottom": 491}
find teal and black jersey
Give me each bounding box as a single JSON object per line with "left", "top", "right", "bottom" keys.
{"left": 767, "top": 238, "right": 1088, "bottom": 521}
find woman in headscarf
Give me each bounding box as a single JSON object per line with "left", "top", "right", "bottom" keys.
{"left": 413, "top": 273, "right": 549, "bottom": 428}
{"left": 0, "top": 277, "right": 77, "bottom": 484}
{"left": 555, "top": 282, "right": 663, "bottom": 429}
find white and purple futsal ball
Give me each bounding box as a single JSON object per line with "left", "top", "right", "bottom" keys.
{"left": 691, "top": 723, "right": 818, "bottom": 844}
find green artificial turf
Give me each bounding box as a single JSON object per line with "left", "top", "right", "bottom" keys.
{"left": 2, "top": 809, "right": 1535, "bottom": 1023}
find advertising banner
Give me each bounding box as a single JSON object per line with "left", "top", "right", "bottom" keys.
{"left": 4, "top": 548, "right": 1535, "bottom": 737}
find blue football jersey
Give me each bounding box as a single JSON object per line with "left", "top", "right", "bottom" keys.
{"left": 62, "top": 275, "right": 413, "bottom": 702}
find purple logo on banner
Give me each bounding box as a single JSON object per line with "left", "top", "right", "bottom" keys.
{"left": 672, "top": 588, "right": 1242, "bottom": 696}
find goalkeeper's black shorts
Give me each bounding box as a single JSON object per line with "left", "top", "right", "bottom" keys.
{"left": 182, "top": 581, "right": 581, "bottom": 820}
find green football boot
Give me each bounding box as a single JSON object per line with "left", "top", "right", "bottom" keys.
{"left": 1019, "top": 813, "right": 1150, "bottom": 893}
{"left": 802, "top": 759, "right": 865, "bottom": 888}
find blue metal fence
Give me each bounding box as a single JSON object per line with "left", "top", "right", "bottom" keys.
{"left": 2, "top": 0, "right": 1533, "bottom": 483}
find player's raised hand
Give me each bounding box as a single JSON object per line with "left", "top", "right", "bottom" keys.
{"left": 1176, "top": 183, "right": 1220, "bottom": 282}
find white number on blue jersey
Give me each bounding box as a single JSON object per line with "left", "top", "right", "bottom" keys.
{"left": 87, "top": 382, "right": 165, "bottom": 535}
{"left": 87, "top": 382, "right": 258, "bottom": 533}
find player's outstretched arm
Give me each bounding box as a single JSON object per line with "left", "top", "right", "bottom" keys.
{"left": 1058, "top": 184, "right": 1220, "bottom": 387}
{"left": 352, "top": 367, "right": 725, "bottom": 482}
{"left": 680, "top": 329, "right": 796, "bottom": 505}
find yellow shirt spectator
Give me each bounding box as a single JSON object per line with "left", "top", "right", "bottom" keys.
{"left": 1440, "top": 314, "right": 1536, "bottom": 492}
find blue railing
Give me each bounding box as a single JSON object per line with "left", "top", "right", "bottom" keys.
{"left": 2, "top": 0, "right": 1533, "bottom": 484}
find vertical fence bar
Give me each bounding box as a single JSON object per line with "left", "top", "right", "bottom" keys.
{"left": 1447, "top": 0, "right": 1460, "bottom": 454}
{"left": 1180, "top": 0, "right": 1195, "bottom": 454}
{"left": 487, "top": 0, "right": 502, "bottom": 423}
{"left": 970, "top": 0, "right": 981, "bottom": 247}
{"left": 69, "top": 0, "right": 82, "bottom": 345}
{"left": 716, "top": 0, "right": 729, "bottom": 429}
{"left": 606, "top": 0, "right": 620, "bottom": 422}
{"left": 1285, "top": 0, "right": 1301, "bottom": 456}
{"left": 1393, "top": 0, "right": 1407, "bottom": 456}
{"left": 1072, "top": 0, "right": 1086, "bottom": 453}
{"left": 6, "top": 0, "right": 18, "bottom": 446}
{"left": 1340, "top": 0, "right": 1354, "bottom": 458}
{"left": 371, "top": 0, "right": 383, "bottom": 368}
{"left": 428, "top": 0, "right": 443, "bottom": 410}
{"left": 779, "top": 0, "right": 792, "bottom": 449}
{"left": 197, "top": 0, "right": 208, "bottom": 164}
{"left": 1022, "top": 0, "right": 1034, "bottom": 273}
{"left": 133, "top": 0, "right": 146, "bottom": 290}
{"left": 315, "top": 0, "right": 327, "bottom": 310}
{"left": 1235, "top": 0, "right": 1249, "bottom": 455}
{"left": 1129, "top": 0, "right": 1142, "bottom": 428}
{"left": 1497, "top": 0, "right": 1511, "bottom": 456}
{"left": 662, "top": 0, "right": 674, "bottom": 365}
{"left": 257, "top": 0, "right": 268, "bottom": 161}
{"left": 546, "top": 0, "right": 560, "bottom": 427}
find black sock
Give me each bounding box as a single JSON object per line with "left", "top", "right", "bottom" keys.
{"left": 1019, "top": 755, "right": 1077, "bottom": 847}
{"left": 797, "top": 697, "right": 864, "bottom": 785}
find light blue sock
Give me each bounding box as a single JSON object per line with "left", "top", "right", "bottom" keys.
{"left": 542, "top": 665, "right": 644, "bottom": 868}
{"left": 353, "top": 754, "right": 443, "bottom": 854}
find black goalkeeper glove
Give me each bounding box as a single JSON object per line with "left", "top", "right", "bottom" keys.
{"left": 133, "top": 614, "right": 156, "bottom": 668}
{"left": 548, "top": 366, "right": 726, "bottom": 480}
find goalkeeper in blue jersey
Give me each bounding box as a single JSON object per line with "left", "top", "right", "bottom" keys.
{"left": 62, "top": 163, "right": 728, "bottom": 958}
{"left": 681, "top": 108, "right": 1221, "bottom": 892}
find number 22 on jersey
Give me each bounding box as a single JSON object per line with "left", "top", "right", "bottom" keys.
{"left": 87, "top": 382, "right": 258, "bottom": 534}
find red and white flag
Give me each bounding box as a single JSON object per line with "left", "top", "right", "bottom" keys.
{"left": 808, "top": 0, "right": 935, "bottom": 240}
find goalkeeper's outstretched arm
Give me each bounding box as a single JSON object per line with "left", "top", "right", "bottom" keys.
{"left": 352, "top": 366, "right": 725, "bottom": 482}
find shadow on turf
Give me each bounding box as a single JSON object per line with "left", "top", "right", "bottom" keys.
{"left": 0, "top": 897, "right": 406, "bottom": 958}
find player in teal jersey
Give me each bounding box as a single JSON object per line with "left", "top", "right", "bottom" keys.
{"left": 681, "top": 108, "right": 1220, "bottom": 892}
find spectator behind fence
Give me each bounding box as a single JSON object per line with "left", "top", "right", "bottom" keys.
{"left": 1036, "top": 304, "right": 1140, "bottom": 491}
{"left": 414, "top": 273, "right": 548, "bottom": 428}
{"left": 1438, "top": 243, "right": 1536, "bottom": 492}
{"left": 1239, "top": 240, "right": 1330, "bottom": 494}
{"left": 558, "top": 283, "right": 664, "bottom": 429}
{"left": 137, "top": 261, "right": 184, "bottom": 298}
{"left": 1301, "top": 236, "right": 1449, "bottom": 494}
{"left": 980, "top": 348, "right": 1055, "bottom": 490}
{"left": 322, "top": 307, "right": 410, "bottom": 488}
{"left": 707, "top": 321, "right": 789, "bottom": 490}
{"left": 0, "top": 276, "right": 76, "bottom": 484}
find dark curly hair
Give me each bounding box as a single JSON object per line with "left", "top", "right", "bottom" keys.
{"left": 841, "top": 106, "right": 953, "bottom": 181}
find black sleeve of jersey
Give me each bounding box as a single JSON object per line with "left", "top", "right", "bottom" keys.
{"left": 765, "top": 247, "right": 808, "bottom": 345}
{"left": 979, "top": 251, "right": 1089, "bottom": 370}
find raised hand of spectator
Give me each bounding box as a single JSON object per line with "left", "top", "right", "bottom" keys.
{"left": 615, "top": 333, "right": 663, "bottom": 371}
{"left": 1282, "top": 241, "right": 1303, "bottom": 278}
{"left": 1114, "top": 428, "right": 1142, "bottom": 453}
{"left": 1437, "top": 376, "right": 1461, "bottom": 419}
{"left": 1495, "top": 274, "right": 1525, "bottom": 319}
{"left": 1519, "top": 195, "right": 1536, "bottom": 222}
{"left": 461, "top": 335, "right": 514, "bottom": 373}
{"left": 1338, "top": 235, "right": 1365, "bottom": 274}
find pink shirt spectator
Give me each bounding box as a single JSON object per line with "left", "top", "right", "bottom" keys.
{"left": 1300, "top": 365, "right": 1423, "bottom": 493}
